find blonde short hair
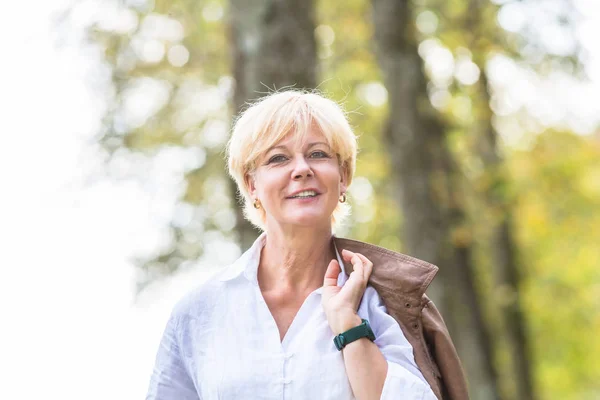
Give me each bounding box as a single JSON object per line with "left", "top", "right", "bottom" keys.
{"left": 226, "top": 90, "right": 358, "bottom": 231}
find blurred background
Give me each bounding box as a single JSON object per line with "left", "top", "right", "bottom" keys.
{"left": 2, "top": 0, "right": 599, "bottom": 399}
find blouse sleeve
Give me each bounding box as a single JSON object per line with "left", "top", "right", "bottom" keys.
{"left": 146, "top": 314, "right": 200, "bottom": 400}
{"left": 358, "top": 286, "right": 437, "bottom": 400}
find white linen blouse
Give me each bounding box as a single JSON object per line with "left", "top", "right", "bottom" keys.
{"left": 146, "top": 233, "right": 436, "bottom": 399}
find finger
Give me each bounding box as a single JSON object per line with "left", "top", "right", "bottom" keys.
{"left": 323, "top": 259, "right": 341, "bottom": 287}
{"left": 354, "top": 253, "right": 373, "bottom": 280}
{"left": 345, "top": 256, "right": 366, "bottom": 286}
{"left": 341, "top": 249, "right": 364, "bottom": 274}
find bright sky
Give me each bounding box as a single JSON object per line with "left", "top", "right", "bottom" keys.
{"left": 1, "top": 1, "right": 598, "bottom": 399}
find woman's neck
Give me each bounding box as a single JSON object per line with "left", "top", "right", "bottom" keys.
{"left": 258, "top": 224, "right": 336, "bottom": 294}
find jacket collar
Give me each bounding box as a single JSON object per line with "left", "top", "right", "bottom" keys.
{"left": 333, "top": 237, "right": 439, "bottom": 302}
{"left": 219, "top": 233, "right": 439, "bottom": 301}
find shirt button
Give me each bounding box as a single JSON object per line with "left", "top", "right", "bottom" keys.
{"left": 284, "top": 353, "right": 294, "bottom": 359}
{"left": 283, "top": 378, "right": 293, "bottom": 384}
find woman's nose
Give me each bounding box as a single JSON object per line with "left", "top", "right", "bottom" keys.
{"left": 291, "top": 156, "right": 313, "bottom": 179}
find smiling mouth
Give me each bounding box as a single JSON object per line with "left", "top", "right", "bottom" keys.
{"left": 288, "top": 194, "right": 319, "bottom": 199}
{"left": 287, "top": 190, "right": 320, "bottom": 199}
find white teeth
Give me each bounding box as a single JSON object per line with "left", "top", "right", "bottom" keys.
{"left": 291, "top": 190, "right": 317, "bottom": 198}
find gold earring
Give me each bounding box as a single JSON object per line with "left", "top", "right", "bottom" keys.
{"left": 339, "top": 193, "right": 347, "bottom": 203}
{"left": 253, "top": 199, "right": 261, "bottom": 209}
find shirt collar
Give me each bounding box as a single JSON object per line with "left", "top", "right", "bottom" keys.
{"left": 219, "top": 232, "right": 348, "bottom": 291}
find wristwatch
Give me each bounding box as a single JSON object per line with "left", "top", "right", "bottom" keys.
{"left": 333, "top": 319, "right": 376, "bottom": 350}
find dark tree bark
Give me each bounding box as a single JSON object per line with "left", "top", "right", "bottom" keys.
{"left": 463, "top": 0, "right": 536, "bottom": 395}
{"left": 228, "top": 0, "right": 318, "bottom": 250}
{"left": 371, "top": 0, "right": 501, "bottom": 398}
{"left": 475, "top": 68, "right": 536, "bottom": 400}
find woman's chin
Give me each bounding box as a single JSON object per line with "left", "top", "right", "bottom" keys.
{"left": 284, "top": 212, "right": 332, "bottom": 228}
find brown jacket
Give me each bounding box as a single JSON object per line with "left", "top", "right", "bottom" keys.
{"left": 334, "top": 237, "right": 469, "bottom": 400}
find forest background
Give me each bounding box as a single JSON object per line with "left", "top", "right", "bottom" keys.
{"left": 1, "top": 0, "right": 599, "bottom": 399}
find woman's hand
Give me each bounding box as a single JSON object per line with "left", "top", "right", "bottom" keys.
{"left": 322, "top": 249, "right": 374, "bottom": 335}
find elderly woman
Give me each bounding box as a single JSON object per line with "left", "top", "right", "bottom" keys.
{"left": 146, "top": 91, "right": 453, "bottom": 399}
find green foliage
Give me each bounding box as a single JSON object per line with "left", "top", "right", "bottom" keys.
{"left": 511, "top": 131, "right": 600, "bottom": 399}
{"left": 87, "top": 0, "right": 233, "bottom": 289}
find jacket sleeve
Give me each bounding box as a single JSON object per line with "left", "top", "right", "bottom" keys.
{"left": 146, "top": 314, "right": 200, "bottom": 400}
{"left": 359, "top": 286, "right": 437, "bottom": 400}
{"left": 421, "top": 297, "right": 469, "bottom": 400}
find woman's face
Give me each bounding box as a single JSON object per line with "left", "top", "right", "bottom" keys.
{"left": 247, "top": 128, "right": 347, "bottom": 230}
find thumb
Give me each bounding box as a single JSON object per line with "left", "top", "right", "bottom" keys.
{"left": 323, "top": 259, "right": 340, "bottom": 287}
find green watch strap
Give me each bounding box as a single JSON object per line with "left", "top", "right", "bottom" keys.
{"left": 333, "top": 319, "right": 376, "bottom": 351}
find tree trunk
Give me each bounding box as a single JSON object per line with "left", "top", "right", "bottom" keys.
{"left": 228, "top": 0, "right": 318, "bottom": 250}
{"left": 474, "top": 67, "right": 536, "bottom": 400}
{"left": 462, "top": 0, "right": 536, "bottom": 394}
{"left": 371, "top": 0, "right": 501, "bottom": 398}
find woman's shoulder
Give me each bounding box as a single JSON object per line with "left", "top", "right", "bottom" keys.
{"left": 334, "top": 236, "right": 438, "bottom": 301}
{"left": 170, "top": 260, "right": 245, "bottom": 322}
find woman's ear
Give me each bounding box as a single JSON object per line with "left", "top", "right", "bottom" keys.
{"left": 339, "top": 162, "right": 349, "bottom": 193}
{"left": 244, "top": 172, "right": 257, "bottom": 197}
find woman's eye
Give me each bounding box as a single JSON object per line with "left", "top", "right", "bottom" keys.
{"left": 268, "top": 155, "right": 287, "bottom": 164}
{"left": 310, "top": 151, "right": 329, "bottom": 158}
